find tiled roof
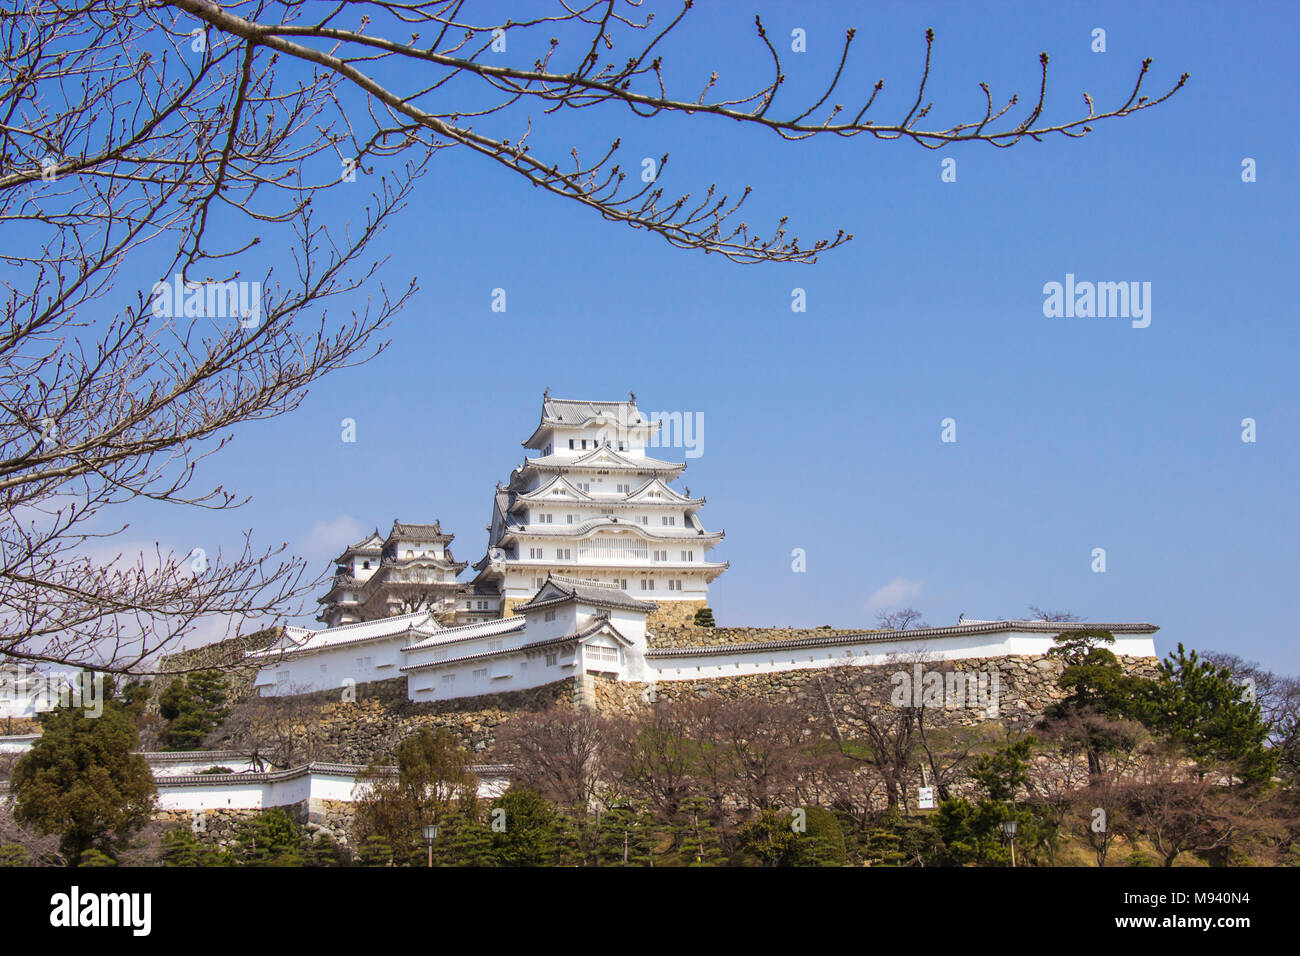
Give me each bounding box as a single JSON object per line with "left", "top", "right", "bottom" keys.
{"left": 541, "top": 398, "right": 642, "bottom": 426}
{"left": 500, "top": 517, "right": 722, "bottom": 541}
{"left": 401, "top": 630, "right": 597, "bottom": 673}
{"left": 141, "top": 750, "right": 253, "bottom": 764}
{"left": 515, "top": 575, "right": 657, "bottom": 613}
{"left": 401, "top": 615, "right": 527, "bottom": 652}
{"left": 332, "top": 531, "right": 385, "bottom": 561}
{"left": 516, "top": 448, "right": 685, "bottom": 475}
{"left": 246, "top": 611, "right": 437, "bottom": 660}
{"left": 388, "top": 520, "right": 453, "bottom": 542}
{"left": 152, "top": 761, "right": 511, "bottom": 787}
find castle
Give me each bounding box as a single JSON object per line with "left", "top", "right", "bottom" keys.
{"left": 250, "top": 394, "right": 1160, "bottom": 704}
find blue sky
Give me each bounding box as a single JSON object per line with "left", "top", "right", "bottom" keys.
{"left": 106, "top": 2, "right": 1298, "bottom": 673}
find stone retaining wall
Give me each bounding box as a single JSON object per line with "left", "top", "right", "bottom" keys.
{"left": 591, "top": 653, "right": 1161, "bottom": 730}
{"left": 644, "top": 600, "right": 707, "bottom": 629}
{"left": 210, "top": 676, "right": 578, "bottom": 763}
{"left": 155, "top": 797, "right": 356, "bottom": 848}
{"left": 155, "top": 627, "right": 282, "bottom": 705}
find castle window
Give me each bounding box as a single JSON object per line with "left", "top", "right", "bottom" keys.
{"left": 641, "top": 579, "right": 654, "bottom": 591}
{"left": 654, "top": 550, "right": 667, "bottom": 561}
{"left": 442, "top": 673, "right": 455, "bottom": 684}
{"left": 544, "top": 609, "right": 556, "bottom": 622}
{"left": 473, "top": 668, "right": 488, "bottom": 680}
{"left": 545, "top": 652, "right": 558, "bottom": 666}
{"left": 618, "top": 579, "right": 628, "bottom": 590}
{"left": 569, "top": 439, "right": 575, "bottom": 449}
{"left": 362, "top": 561, "right": 370, "bottom": 570}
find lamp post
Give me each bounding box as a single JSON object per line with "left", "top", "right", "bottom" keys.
{"left": 1001, "top": 818, "right": 1018, "bottom": 868}
{"left": 422, "top": 824, "right": 440, "bottom": 868}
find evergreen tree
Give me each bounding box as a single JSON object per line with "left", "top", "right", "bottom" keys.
{"left": 159, "top": 670, "right": 230, "bottom": 750}
{"left": 11, "top": 686, "right": 156, "bottom": 864}
{"left": 792, "top": 806, "right": 847, "bottom": 866}
{"left": 0, "top": 844, "right": 29, "bottom": 867}
{"left": 490, "top": 786, "right": 557, "bottom": 866}
{"left": 935, "top": 736, "right": 1056, "bottom": 866}
{"left": 232, "top": 808, "right": 303, "bottom": 866}
{"left": 692, "top": 606, "right": 716, "bottom": 628}
{"left": 160, "top": 828, "right": 233, "bottom": 867}
{"left": 1148, "top": 644, "right": 1277, "bottom": 784}
{"left": 1045, "top": 629, "right": 1156, "bottom": 773}
{"left": 735, "top": 809, "right": 800, "bottom": 867}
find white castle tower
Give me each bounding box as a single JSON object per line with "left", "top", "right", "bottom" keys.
{"left": 472, "top": 394, "right": 727, "bottom": 627}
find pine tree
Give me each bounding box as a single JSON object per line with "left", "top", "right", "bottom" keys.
{"left": 1149, "top": 644, "right": 1277, "bottom": 784}
{"left": 159, "top": 670, "right": 230, "bottom": 750}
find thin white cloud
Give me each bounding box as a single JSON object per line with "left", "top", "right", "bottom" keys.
{"left": 866, "top": 577, "right": 924, "bottom": 611}
{"left": 300, "top": 515, "right": 365, "bottom": 560}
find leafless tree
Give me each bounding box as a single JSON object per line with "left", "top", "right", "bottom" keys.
{"left": 491, "top": 703, "right": 607, "bottom": 813}
{"left": 875, "top": 607, "right": 928, "bottom": 631}
{"left": 214, "top": 685, "right": 335, "bottom": 769}
{"left": 0, "top": 2, "right": 1185, "bottom": 675}
{"left": 818, "top": 663, "right": 922, "bottom": 811}
{"left": 706, "top": 697, "right": 814, "bottom": 812}
{"left": 1028, "top": 606, "right": 1084, "bottom": 623}
{"left": 0, "top": 792, "right": 63, "bottom": 865}
{"left": 603, "top": 700, "right": 697, "bottom": 821}
{"left": 1121, "top": 747, "right": 1244, "bottom": 867}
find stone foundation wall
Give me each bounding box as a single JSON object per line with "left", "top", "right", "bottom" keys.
{"left": 155, "top": 806, "right": 272, "bottom": 847}
{"left": 212, "top": 676, "right": 578, "bottom": 763}
{"left": 590, "top": 654, "right": 1161, "bottom": 730}
{"left": 154, "top": 797, "right": 356, "bottom": 848}
{"left": 155, "top": 627, "right": 282, "bottom": 706}
{"left": 645, "top": 600, "right": 707, "bottom": 629}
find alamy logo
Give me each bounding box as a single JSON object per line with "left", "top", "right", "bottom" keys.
{"left": 0, "top": 667, "right": 103, "bottom": 718}
{"left": 49, "top": 886, "right": 151, "bottom": 936}
{"left": 595, "top": 405, "right": 704, "bottom": 459}
{"left": 1042, "top": 273, "right": 1151, "bottom": 328}
{"left": 149, "top": 274, "right": 262, "bottom": 327}
{"left": 890, "top": 663, "right": 1000, "bottom": 717}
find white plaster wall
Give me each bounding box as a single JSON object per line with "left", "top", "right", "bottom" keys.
{"left": 648, "top": 630, "right": 1157, "bottom": 683}
{"left": 155, "top": 768, "right": 508, "bottom": 811}
{"left": 406, "top": 647, "right": 576, "bottom": 700}
{"left": 253, "top": 632, "right": 409, "bottom": 697}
